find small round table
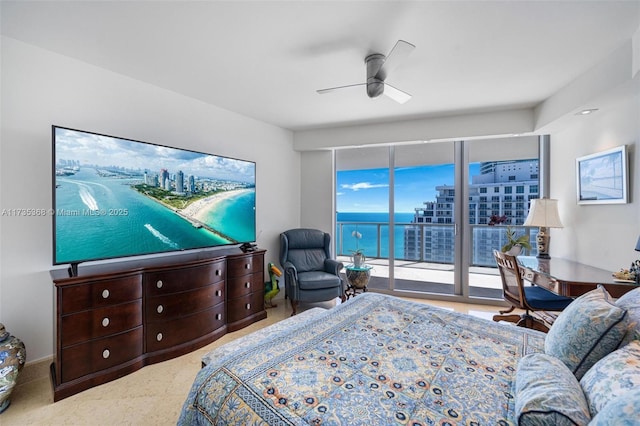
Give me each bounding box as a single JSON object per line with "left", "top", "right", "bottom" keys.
{"left": 344, "top": 264, "right": 373, "bottom": 299}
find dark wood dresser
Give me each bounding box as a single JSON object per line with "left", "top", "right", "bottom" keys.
{"left": 50, "top": 249, "right": 266, "bottom": 401}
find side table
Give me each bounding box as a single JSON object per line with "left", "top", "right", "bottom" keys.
{"left": 344, "top": 264, "right": 373, "bottom": 299}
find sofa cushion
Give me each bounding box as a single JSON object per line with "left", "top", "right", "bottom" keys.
{"left": 579, "top": 339, "right": 640, "bottom": 416}
{"left": 615, "top": 287, "right": 640, "bottom": 346}
{"left": 544, "top": 286, "right": 628, "bottom": 379}
{"left": 515, "top": 352, "right": 591, "bottom": 426}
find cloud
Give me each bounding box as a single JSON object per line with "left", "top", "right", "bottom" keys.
{"left": 341, "top": 182, "right": 388, "bottom": 191}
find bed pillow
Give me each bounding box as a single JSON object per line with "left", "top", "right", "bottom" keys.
{"left": 579, "top": 340, "right": 640, "bottom": 416}
{"left": 544, "top": 285, "right": 628, "bottom": 380}
{"left": 615, "top": 287, "right": 640, "bottom": 346}
{"left": 588, "top": 387, "right": 640, "bottom": 426}
{"left": 515, "top": 353, "right": 591, "bottom": 426}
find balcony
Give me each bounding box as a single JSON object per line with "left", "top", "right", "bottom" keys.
{"left": 336, "top": 221, "right": 538, "bottom": 300}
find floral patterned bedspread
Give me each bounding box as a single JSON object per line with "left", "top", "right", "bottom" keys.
{"left": 178, "top": 293, "right": 545, "bottom": 425}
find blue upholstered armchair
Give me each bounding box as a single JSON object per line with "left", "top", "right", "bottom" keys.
{"left": 279, "top": 228, "right": 345, "bottom": 315}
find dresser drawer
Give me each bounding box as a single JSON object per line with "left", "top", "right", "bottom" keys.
{"left": 227, "top": 291, "right": 265, "bottom": 323}
{"left": 60, "top": 327, "right": 143, "bottom": 383}
{"left": 61, "top": 300, "right": 142, "bottom": 347}
{"left": 227, "top": 271, "right": 263, "bottom": 299}
{"left": 145, "top": 282, "right": 224, "bottom": 323}
{"left": 146, "top": 304, "right": 225, "bottom": 352}
{"left": 60, "top": 275, "right": 142, "bottom": 315}
{"left": 144, "top": 261, "right": 225, "bottom": 297}
{"left": 227, "top": 254, "right": 264, "bottom": 278}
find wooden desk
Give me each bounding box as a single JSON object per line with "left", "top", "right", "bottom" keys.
{"left": 518, "top": 256, "right": 637, "bottom": 298}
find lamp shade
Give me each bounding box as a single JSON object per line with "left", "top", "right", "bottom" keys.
{"left": 523, "top": 198, "right": 563, "bottom": 228}
{"left": 635, "top": 236, "right": 640, "bottom": 251}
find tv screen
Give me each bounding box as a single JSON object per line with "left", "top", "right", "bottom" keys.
{"left": 52, "top": 126, "right": 256, "bottom": 266}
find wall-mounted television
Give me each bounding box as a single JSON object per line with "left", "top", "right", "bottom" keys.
{"left": 53, "top": 126, "right": 256, "bottom": 269}
{"left": 576, "top": 144, "right": 628, "bottom": 205}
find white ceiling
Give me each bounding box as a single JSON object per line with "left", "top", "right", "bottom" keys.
{"left": 2, "top": 1, "right": 639, "bottom": 131}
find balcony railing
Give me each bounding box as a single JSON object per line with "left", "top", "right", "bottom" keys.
{"left": 336, "top": 221, "right": 537, "bottom": 267}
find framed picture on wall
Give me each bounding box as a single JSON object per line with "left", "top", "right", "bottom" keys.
{"left": 576, "top": 145, "right": 628, "bottom": 205}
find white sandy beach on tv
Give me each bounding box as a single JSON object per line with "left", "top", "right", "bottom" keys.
{"left": 179, "top": 188, "right": 252, "bottom": 223}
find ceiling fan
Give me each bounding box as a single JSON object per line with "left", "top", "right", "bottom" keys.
{"left": 317, "top": 40, "right": 416, "bottom": 104}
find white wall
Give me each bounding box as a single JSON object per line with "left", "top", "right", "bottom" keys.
{"left": 550, "top": 83, "right": 640, "bottom": 269}
{"left": 300, "top": 150, "right": 334, "bottom": 236}
{"left": 0, "top": 37, "right": 300, "bottom": 362}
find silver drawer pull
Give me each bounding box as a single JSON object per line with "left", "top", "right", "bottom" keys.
{"left": 245, "top": 263, "right": 251, "bottom": 269}
{"left": 156, "top": 280, "right": 163, "bottom": 289}
{"left": 216, "top": 313, "right": 222, "bottom": 320}
{"left": 215, "top": 290, "right": 222, "bottom": 297}
{"left": 246, "top": 303, "right": 251, "bottom": 310}
{"left": 157, "top": 305, "right": 164, "bottom": 314}
{"left": 156, "top": 333, "right": 163, "bottom": 341}
{"left": 245, "top": 282, "right": 251, "bottom": 288}
{"left": 102, "top": 317, "right": 110, "bottom": 327}
{"left": 102, "top": 289, "right": 110, "bottom": 299}
{"left": 102, "top": 349, "right": 110, "bottom": 359}
{"left": 215, "top": 269, "right": 221, "bottom": 276}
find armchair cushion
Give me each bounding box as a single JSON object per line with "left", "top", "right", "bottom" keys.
{"left": 297, "top": 271, "right": 342, "bottom": 291}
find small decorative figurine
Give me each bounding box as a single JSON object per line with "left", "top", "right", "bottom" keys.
{"left": 264, "top": 263, "right": 282, "bottom": 308}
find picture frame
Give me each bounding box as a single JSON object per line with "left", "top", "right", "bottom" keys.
{"left": 576, "top": 145, "right": 628, "bottom": 205}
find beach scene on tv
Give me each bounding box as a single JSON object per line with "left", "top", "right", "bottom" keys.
{"left": 53, "top": 127, "right": 256, "bottom": 264}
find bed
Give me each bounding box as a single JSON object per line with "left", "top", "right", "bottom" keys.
{"left": 178, "top": 292, "right": 547, "bottom": 425}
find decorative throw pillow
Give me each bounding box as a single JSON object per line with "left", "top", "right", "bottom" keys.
{"left": 515, "top": 353, "right": 591, "bottom": 426}
{"left": 615, "top": 287, "right": 640, "bottom": 346}
{"left": 579, "top": 340, "right": 640, "bottom": 416}
{"left": 588, "top": 387, "right": 640, "bottom": 426}
{"left": 544, "top": 285, "right": 628, "bottom": 380}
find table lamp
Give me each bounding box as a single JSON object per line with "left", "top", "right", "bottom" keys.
{"left": 523, "top": 198, "right": 563, "bottom": 259}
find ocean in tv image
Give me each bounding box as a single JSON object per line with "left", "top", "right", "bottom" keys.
{"left": 54, "top": 127, "right": 256, "bottom": 264}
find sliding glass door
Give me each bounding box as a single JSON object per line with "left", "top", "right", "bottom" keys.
{"left": 466, "top": 137, "right": 540, "bottom": 299}
{"left": 335, "top": 136, "right": 541, "bottom": 302}
{"left": 335, "top": 146, "right": 391, "bottom": 289}
{"left": 393, "top": 142, "right": 457, "bottom": 295}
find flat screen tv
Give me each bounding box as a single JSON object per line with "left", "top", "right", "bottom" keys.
{"left": 52, "top": 126, "right": 256, "bottom": 269}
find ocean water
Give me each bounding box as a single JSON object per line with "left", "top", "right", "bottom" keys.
{"left": 55, "top": 169, "right": 255, "bottom": 264}
{"left": 336, "top": 212, "right": 415, "bottom": 257}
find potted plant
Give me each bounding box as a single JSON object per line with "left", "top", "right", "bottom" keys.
{"left": 502, "top": 226, "right": 531, "bottom": 255}
{"left": 350, "top": 230, "right": 366, "bottom": 267}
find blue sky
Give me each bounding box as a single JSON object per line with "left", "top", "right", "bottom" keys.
{"left": 55, "top": 127, "right": 255, "bottom": 182}
{"left": 337, "top": 163, "right": 481, "bottom": 213}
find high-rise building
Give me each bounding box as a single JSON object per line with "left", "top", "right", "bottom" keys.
{"left": 187, "top": 175, "right": 195, "bottom": 193}
{"left": 404, "top": 159, "right": 539, "bottom": 265}
{"left": 175, "top": 170, "right": 184, "bottom": 194}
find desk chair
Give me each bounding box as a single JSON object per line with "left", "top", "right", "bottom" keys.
{"left": 280, "top": 228, "right": 344, "bottom": 315}
{"left": 493, "top": 249, "right": 573, "bottom": 332}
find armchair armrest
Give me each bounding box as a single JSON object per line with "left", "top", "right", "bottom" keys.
{"left": 282, "top": 261, "right": 299, "bottom": 284}
{"left": 324, "top": 259, "right": 344, "bottom": 276}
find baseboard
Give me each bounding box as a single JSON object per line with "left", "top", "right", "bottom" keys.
{"left": 17, "top": 356, "right": 53, "bottom": 386}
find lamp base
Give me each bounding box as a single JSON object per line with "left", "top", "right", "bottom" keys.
{"left": 536, "top": 226, "right": 551, "bottom": 259}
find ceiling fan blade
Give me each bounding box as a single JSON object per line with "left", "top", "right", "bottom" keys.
{"left": 317, "top": 83, "right": 366, "bottom": 94}
{"left": 383, "top": 83, "right": 412, "bottom": 104}
{"left": 375, "top": 39, "right": 415, "bottom": 80}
